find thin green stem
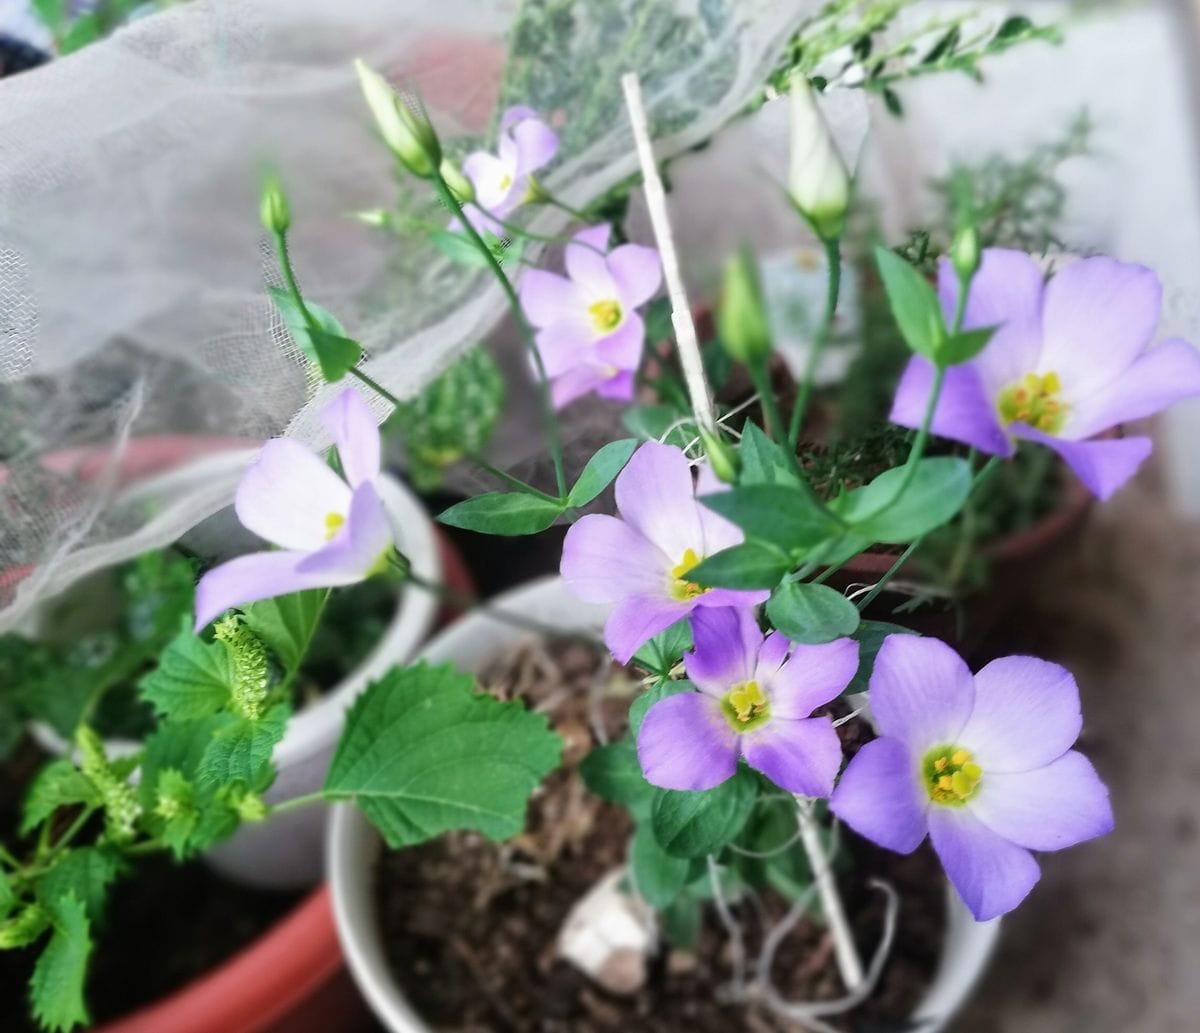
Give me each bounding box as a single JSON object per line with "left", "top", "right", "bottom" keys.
{"left": 469, "top": 455, "right": 561, "bottom": 502}
{"left": 269, "top": 791, "right": 328, "bottom": 816}
{"left": 536, "top": 190, "right": 592, "bottom": 223}
{"left": 788, "top": 236, "right": 842, "bottom": 447}
{"left": 748, "top": 362, "right": 786, "bottom": 443}
{"left": 473, "top": 209, "right": 607, "bottom": 254}
{"left": 347, "top": 366, "right": 404, "bottom": 410}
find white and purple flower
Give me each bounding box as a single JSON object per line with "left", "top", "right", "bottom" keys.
{"left": 460, "top": 105, "right": 558, "bottom": 235}
{"left": 520, "top": 224, "right": 662, "bottom": 407}
{"left": 560, "top": 441, "right": 767, "bottom": 663}
{"left": 637, "top": 607, "right": 857, "bottom": 796}
{"left": 194, "top": 389, "right": 393, "bottom": 630}
{"left": 830, "top": 634, "right": 1113, "bottom": 921}
{"left": 891, "top": 249, "right": 1200, "bottom": 500}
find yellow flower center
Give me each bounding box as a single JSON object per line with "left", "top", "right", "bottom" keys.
{"left": 997, "top": 371, "right": 1069, "bottom": 433}
{"left": 667, "top": 547, "right": 710, "bottom": 602}
{"left": 722, "top": 679, "right": 770, "bottom": 729}
{"left": 588, "top": 298, "right": 623, "bottom": 334}
{"left": 498, "top": 172, "right": 513, "bottom": 193}
{"left": 922, "top": 745, "right": 983, "bottom": 806}
{"left": 324, "top": 511, "right": 346, "bottom": 541}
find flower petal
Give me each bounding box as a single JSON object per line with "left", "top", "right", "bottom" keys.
{"left": 509, "top": 115, "right": 558, "bottom": 176}
{"left": 462, "top": 150, "right": 514, "bottom": 213}
{"left": 535, "top": 316, "right": 595, "bottom": 378}
{"left": 234, "top": 439, "right": 351, "bottom": 552}
{"left": 957, "top": 655, "right": 1082, "bottom": 773}
{"left": 684, "top": 606, "right": 762, "bottom": 697}
{"left": 615, "top": 442, "right": 705, "bottom": 563}
{"left": 767, "top": 637, "right": 859, "bottom": 719}
{"left": 756, "top": 630, "right": 791, "bottom": 677}
{"left": 1012, "top": 427, "right": 1152, "bottom": 501}
{"left": 296, "top": 481, "right": 394, "bottom": 579}
{"left": 560, "top": 513, "right": 667, "bottom": 603}
{"left": 890, "top": 357, "right": 1012, "bottom": 457}
{"left": 694, "top": 465, "right": 749, "bottom": 555}
{"left": 868, "top": 635, "right": 974, "bottom": 751}
{"left": 928, "top": 806, "right": 1041, "bottom": 921}
{"left": 550, "top": 365, "right": 606, "bottom": 408}
{"left": 594, "top": 369, "right": 636, "bottom": 401}
{"left": 970, "top": 751, "right": 1113, "bottom": 851}
{"left": 194, "top": 550, "right": 335, "bottom": 631}
{"left": 566, "top": 224, "right": 617, "bottom": 297}
{"left": 743, "top": 716, "right": 842, "bottom": 797}
{"left": 321, "top": 389, "right": 380, "bottom": 489}
{"left": 1040, "top": 257, "right": 1162, "bottom": 400}
{"left": 830, "top": 736, "right": 928, "bottom": 853}
{"left": 697, "top": 587, "right": 770, "bottom": 609}
{"left": 637, "top": 691, "right": 739, "bottom": 791}
{"left": 605, "top": 593, "right": 693, "bottom": 665}
{"left": 520, "top": 268, "right": 586, "bottom": 329}
{"left": 1065, "top": 337, "right": 1200, "bottom": 440}
{"left": 595, "top": 312, "right": 645, "bottom": 370}
{"left": 498, "top": 105, "right": 538, "bottom": 135}
{"left": 608, "top": 243, "right": 663, "bottom": 309}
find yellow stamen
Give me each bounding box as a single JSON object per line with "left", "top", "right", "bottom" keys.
{"left": 324, "top": 512, "right": 346, "bottom": 541}
{"left": 720, "top": 679, "right": 771, "bottom": 731}
{"left": 997, "top": 370, "right": 1069, "bottom": 434}
{"left": 667, "top": 547, "right": 710, "bottom": 602}
{"left": 498, "top": 173, "right": 513, "bottom": 193}
{"left": 587, "top": 298, "right": 623, "bottom": 334}
{"left": 923, "top": 745, "right": 983, "bottom": 806}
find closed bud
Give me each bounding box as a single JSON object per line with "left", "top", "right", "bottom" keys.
{"left": 698, "top": 428, "right": 740, "bottom": 485}
{"left": 438, "top": 158, "right": 475, "bottom": 204}
{"left": 950, "top": 223, "right": 981, "bottom": 283}
{"left": 718, "top": 248, "right": 771, "bottom": 365}
{"left": 354, "top": 59, "right": 441, "bottom": 178}
{"left": 787, "top": 75, "right": 850, "bottom": 242}
{"left": 259, "top": 172, "right": 290, "bottom": 234}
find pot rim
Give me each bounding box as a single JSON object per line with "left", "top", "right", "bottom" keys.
{"left": 327, "top": 576, "right": 1001, "bottom": 1033}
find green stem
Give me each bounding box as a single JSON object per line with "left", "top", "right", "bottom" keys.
{"left": 469, "top": 455, "right": 562, "bottom": 502}
{"left": 432, "top": 171, "right": 568, "bottom": 498}
{"left": 473, "top": 209, "right": 607, "bottom": 254}
{"left": 346, "top": 366, "right": 404, "bottom": 410}
{"left": 536, "top": 190, "right": 592, "bottom": 223}
{"left": 748, "top": 361, "right": 786, "bottom": 443}
{"left": 269, "top": 791, "right": 328, "bottom": 816}
{"left": 788, "top": 236, "right": 842, "bottom": 448}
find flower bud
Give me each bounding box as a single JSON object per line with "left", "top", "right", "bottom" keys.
{"left": 259, "top": 172, "right": 290, "bottom": 234}
{"left": 438, "top": 158, "right": 475, "bottom": 204}
{"left": 950, "top": 223, "right": 981, "bottom": 284}
{"left": 718, "top": 248, "right": 771, "bottom": 366}
{"left": 354, "top": 59, "right": 441, "bottom": 178}
{"left": 787, "top": 75, "right": 850, "bottom": 242}
{"left": 699, "top": 428, "right": 740, "bottom": 485}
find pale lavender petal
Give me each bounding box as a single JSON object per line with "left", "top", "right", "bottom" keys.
{"left": 498, "top": 105, "right": 538, "bottom": 135}
{"left": 937, "top": 249, "right": 1044, "bottom": 390}
{"left": 520, "top": 268, "right": 586, "bottom": 329}
{"left": 694, "top": 465, "right": 749, "bottom": 555}
{"left": 194, "top": 550, "right": 334, "bottom": 631}
{"left": 890, "top": 357, "right": 1012, "bottom": 457}
{"left": 551, "top": 366, "right": 607, "bottom": 409}
{"left": 869, "top": 635, "right": 974, "bottom": 751}
{"left": 605, "top": 593, "right": 693, "bottom": 665}
{"left": 560, "top": 513, "right": 667, "bottom": 603}
{"left": 535, "top": 316, "right": 596, "bottom": 378}
{"left": 462, "top": 150, "right": 513, "bottom": 213}
{"left": 928, "top": 806, "right": 1041, "bottom": 921}
{"left": 297, "top": 482, "right": 394, "bottom": 579}
{"left": 1066, "top": 338, "right": 1200, "bottom": 440}
{"left": 957, "top": 655, "right": 1082, "bottom": 773}
{"left": 684, "top": 606, "right": 762, "bottom": 697}
{"left": 595, "top": 313, "right": 645, "bottom": 370}
{"left": 637, "top": 692, "right": 739, "bottom": 791}
{"left": 970, "top": 751, "right": 1113, "bottom": 852}
{"left": 235, "top": 439, "right": 351, "bottom": 552}
{"left": 608, "top": 243, "right": 663, "bottom": 309}
{"left": 743, "top": 716, "right": 842, "bottom": 797}
{"left": 510, "top": 116, "right": 558, "bottom": 176}
{"left": 321, "top": 389, "right": 379, "bottom": 488}
{"left": 1013, "top": 426, "right": 1152, "bottom": 501}
{"left": 566, "top": 224, "right": 617, "bottom": 297}
{"left": 595, "top": 369, "right": 636, "bottom": 400}
{"left": 1040, "top": 257, "right": 1161, "bottom": 400}
{"left": 767, "top": 637, "right": 859, "bottom": 719}
{"left": 830, "top": 737, "right": 928, "bottom": 853}
{"left": 756, "top": 631, "right": 791, "bottom": 676}
{"left": 697, "top": 587, "right": 771, "bottom": 609}
{"left": 615, "top": 442, "right": 705, "bottom": 563}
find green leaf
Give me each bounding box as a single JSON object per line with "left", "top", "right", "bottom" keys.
{"left": 429, "top": 228, "right": 493, "bottom": 268}
{"left": 21, "top": 761, "right": 101, "bottom": 836}
{"left": 437, "top": 492, "right": 565, "bottom": 536}
{"left": 874, "top": 246, "right": 946, "bottom": 361}
{"left": 660, "top": 893, "right": 701, "bottom": 948}
{"left": 324, "top": 662, "right": 562, "bottom": 848}
{"left": 38, "top": 848, "right": 121, "bottom": 925}
{"left": 267, "top": 286, "right": 362, "bottom": 382}
{"left": 765, "top": 582, "right": 859, "bottom": 645}
{"left": 838, "top": 457, "right": 972, "bottom": 543}
{"left": 650, "top": 767, "right": 757, "bottom": 859}
{"left": 138, "top": 714, "right": 224, "bottom": 808}
{"left": 567, "top": 439, "right": 638, "bottom": 508}
{"left": 0, "top": 870, "right": 15, "bottom": 921}
{"left": 996, "top": 14, "right": 1033, "bottom": 39}
{"left": 847, "top": 621, "right": 918, "bottom": 696}
{"left": 738, "top": 422, "right": 801, "bottom": 487}
{"left": 239, "top": 590, "right": 326, "bottom": 673}
{"left": 58, "top": 11, "right": 100, "bottom": 53}
{"left": 939, "top": 325, "right": 996, "bottom": 366}
{"left": 699, "top": 484, "right": 841, "bottom": 551}
{"left": 30, "top": 893, "right": 92, "bottom": 1033}
{"left": 687, "top": 541, "right": 791, "bottom": 591}
{"left": 197, "top": 704, "right": 290, "bottom": 791}
{"left": 137, "top": 625, "right": 232, "bottom": 720}
{"left": 629, "top": 680, "right": 692, "bottom": 737}
{"left": 630, "top": 823, "right": 691, "bottom": 908}
{"left": 632, "top": 621, "right": 693, "bottom": 678}
{"left": 579, "top": 739, "right": 655, "bottom": 819}
{"left": 642, "top": 297, "right": 673, "bottom": 344}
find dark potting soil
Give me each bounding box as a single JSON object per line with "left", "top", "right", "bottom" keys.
{"left": 374, "top": 641, "right": 945, "bottom": 1033}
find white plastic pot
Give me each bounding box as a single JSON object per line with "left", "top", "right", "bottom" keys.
{"left": 327, "top": 576, "right": 1000, "bottom": 1033}
{"left": 29, "top": 447, "right": 442, "bottom": 890}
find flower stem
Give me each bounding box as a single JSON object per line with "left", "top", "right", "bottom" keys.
{"left": 469, "top": 454, "right": 562, "bottom": 502}
{"left": 788, "top": 236, "right": 842, "bottom": 448}
{"left": 748, "top": 361, "right": 786, "bottom": 443}
{"left": 795, "top": 799, "right": 863, "bottom": 991}
{"left": 269, "top": 790, "right": 328, "bottom": 816}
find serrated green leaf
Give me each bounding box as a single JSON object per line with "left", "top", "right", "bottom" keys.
{"left": 138, "top": 714, "right": 224, "bottom": 809}
{"left": 630, "top": 823, "right": 691, "bottom": 908}
{"left": 267, "top": 286, "right": 362, "bottom": 381}
{"left": 687, "top": 541, "right": 791, "bottom": 591}
{"left": 738, "top": 422, "right": 801, "bottom": 487}
{"left": 629, "top": 680, "right": 693, "bottom": 737}
{"left": 324, "top": 662, "right": 562, "bottom": 848}
{"left": 567, "top": 439, "right": 638, "bottom": 508}
{"left": 21, "top": 761, "right": 101, "bottom": 836}
{"left": 150, "top": 769, "right": 199, "bottom": 859}
{"left": 699, "top": 484, "right": 841, "bottom": 551}
{"left": 579, "top": 739, "right": 655, "bottom": 819}
{"left": 137, "top": 625, "right": 232, "bottom": 720}
{"left": 847, "top": 621, "right": 918, "bottom": 696}
{"left": 30, "top": 893, "right": 91, "bottom": 1033}
{"left": 650, "top": 767, "right": 757, "bottom": 859}
{"left": 38, "top": 848, "right": 121, "bottom": 925}
{"left": 766, "top": 582, "right": 859, "bottom": 645}
{"left": 239, "top": 590, "right": 326, "bottom": 673}
{"left": 197, "top": 704, "right": 289, "bottom": 791}
{"left": 631, "top": 620, "right": 693, "bottom": 678}
{"left": 837, "top": 457, "right": 972, "bottom": 543}
{"left": 874, "top": 247, "right": 947, "bottom": 361}
{"left": 437, "top": 492, "right": 565, "bottom": 536}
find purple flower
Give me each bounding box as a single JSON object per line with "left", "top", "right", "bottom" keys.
{"left": 830, "top": 635, "right": 1113, "bottom": 921}
{"left": 560, "top": 441, "right": 767, "bottom": 663}
{"left": 637, "top": 607, "right": 857, "bottom": 795}
{"left": 520, "top": 224, "right": 662, "bottom": 407}
{"left": 461, "top": 106, "right": 558, "bottom": 235}
{"left": 890, "top": 250, "right": 1200, "bottom": 499}
{"left": 194, "top": 389, "right": 394, "bottom": 630}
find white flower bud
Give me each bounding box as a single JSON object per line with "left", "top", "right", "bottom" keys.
{"left": 354, "top": 59, "right": 440, "bottom": 179}
{"left": 787, "top": 76, "right": 851, "bottom": 242}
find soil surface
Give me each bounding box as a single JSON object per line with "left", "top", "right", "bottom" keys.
{"left": 375, "top": 640, "right": 945, "bottom": 1033}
